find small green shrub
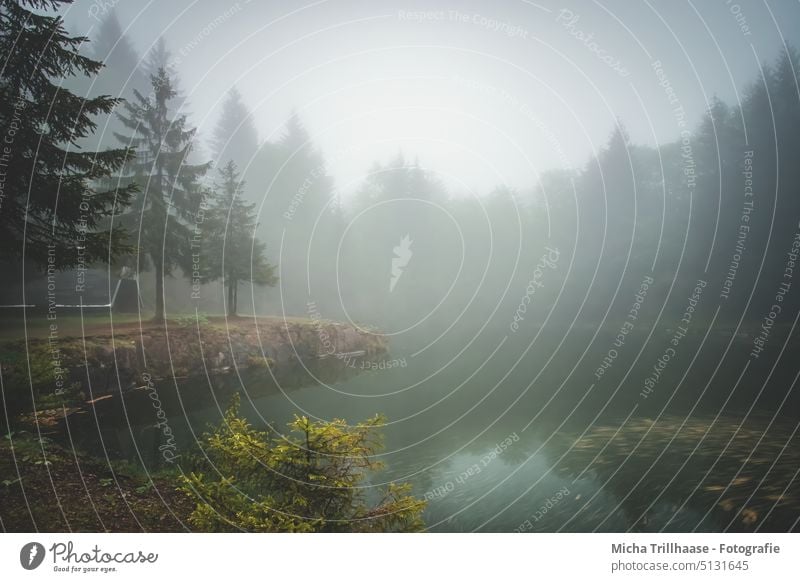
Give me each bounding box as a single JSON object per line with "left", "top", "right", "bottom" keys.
{"left": 179, "top": 395, "right": 425, "bottom": 532}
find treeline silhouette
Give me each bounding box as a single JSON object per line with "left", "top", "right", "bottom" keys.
{"left": 3, "top": 8, "right": 800, "bottom": 416}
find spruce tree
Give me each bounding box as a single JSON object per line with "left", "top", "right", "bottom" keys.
{"left": 211, "top": 87, "right": 259, "bottom": 169}
{"left": 82, "top": 11, "right": 147, "bottom": 151}
{"left": 141, "top": 37, "right": 185, "bottom": 117}
{"left": 142, "top": 37, "right": 177, "bottom": 84}
{"left": 114, "top": 68, "right": 209, "bottom": 322}
{"left": 92, "top": 10, "right": 145, "bottom": 96}
{"left": 207, "top": 161, "right": 276, "bottom": 315}
{"left": 0, "top": 0, "right": 136, "bottom": 268}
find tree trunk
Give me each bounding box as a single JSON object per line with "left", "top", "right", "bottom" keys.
{"left": 227, "top": 280, "right": 238, "bottom": 316}
{"left": 154, "top": 135, "right": 166, "bottom": 324}
{"left": 154, "top": 257, "right": 165, "bottom": 323}
{"left": 228, "top": 280, "right": 239, "bottom": 317}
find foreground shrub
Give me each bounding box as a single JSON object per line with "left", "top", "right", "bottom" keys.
{"left": 179, "top": 395, "right": 425, "bottom": 532}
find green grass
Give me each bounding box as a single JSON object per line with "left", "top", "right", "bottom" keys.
{"left": 0, "top": 312, "right": 328, "bottom": 342}
{"left": 0, "top": 312, "right": 143, "bottom": 341}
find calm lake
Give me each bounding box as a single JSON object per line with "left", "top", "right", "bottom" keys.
{"left": 69, "top": 323, "right": 800, "bottom": 532}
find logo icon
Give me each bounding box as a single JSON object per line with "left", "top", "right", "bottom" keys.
{"left": 20, "top": 542, "right": 45, "bottom": 570}
{"left": 389, "top": 234, "right": 413, "bottom": 292}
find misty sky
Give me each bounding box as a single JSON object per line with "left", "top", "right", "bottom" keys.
{"left": 63, "top": 0, "right": 800, "bottom": 194}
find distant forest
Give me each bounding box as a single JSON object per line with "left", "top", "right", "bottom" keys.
{"left": 3, "top": 11, "right": 800, "bottom": 337}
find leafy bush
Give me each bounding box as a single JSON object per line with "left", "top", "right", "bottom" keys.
{"left": 179, "top": 395, "right": 425, "bottom": 532}
{"left": 0, "top": 343, "right": 63, "bottom": 421}
{"left": 0, "top": 343, "right": 56, "bottom": 388}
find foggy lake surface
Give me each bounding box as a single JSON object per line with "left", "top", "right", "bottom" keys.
{"left": 80, "top": 324, "right": 799, "bottom": 532}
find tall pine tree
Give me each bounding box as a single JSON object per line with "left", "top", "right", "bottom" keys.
{"left": 0, "top": 0, "right": 136, "bottom": 268}
{"left": 206, "top": 161, "right": 276, "bottom": 315}
{"left": 114, "top": 68, "right": 209, "bottom": 322}
{"left": 141, "top": 37, "right": 185, "bottom": 118}
{"left": 86, "top": 11, "right": 146, "bottom": 150}
{"left": 211, "top": 87, "right": 258, "bottom": 170}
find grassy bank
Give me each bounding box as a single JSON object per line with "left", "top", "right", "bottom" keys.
{"left": 0, "top": 314, "right": 387, "bottom": 421}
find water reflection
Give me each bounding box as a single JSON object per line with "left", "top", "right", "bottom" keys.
{"left": 386, "top": 415, "right": 799, "bottom": 532}
{"left": 57, "top": 338, "right": 800, "bottom": 532}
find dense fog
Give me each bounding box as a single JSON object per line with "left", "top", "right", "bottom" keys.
{"left": 2, "top": 0, "right": 800, "bottom": 535}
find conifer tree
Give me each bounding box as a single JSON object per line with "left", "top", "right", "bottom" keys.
{"left": 0, "top": 0, "right": 136, "bottom": 268}
{"left": 114, "top": 68, "right": 210, "bottom": 321}
{"left": 211, "top": 87, "right": 259, "bottom": 170}
{"left": 206, "top": 161, "right": 276, "bottom": 315}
